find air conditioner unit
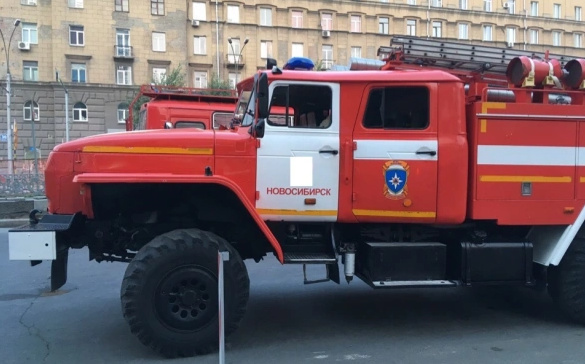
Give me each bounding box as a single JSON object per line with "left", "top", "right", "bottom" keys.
{"left": 322, "top": 30, "right": 331, "bottom": 38}
{"left": 18, "top": 42, "right": 30, "bottom": 50}
{"left": 191, "top": 19, "right": 200, "bottom": 27}
{"left": 507, "top": 41, "right": 514, "bottom": 48}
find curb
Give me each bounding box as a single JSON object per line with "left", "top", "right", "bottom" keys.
{"left": 0, "top": 218, "right": 29, "bottom": 228}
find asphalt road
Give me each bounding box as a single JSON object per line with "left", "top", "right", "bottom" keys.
{"left": 2, "top": 228, "right": 585, "bottom": 364}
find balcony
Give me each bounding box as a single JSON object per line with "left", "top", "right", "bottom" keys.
{"left": 225, "top": 54, "right": 245, "bottom": 69}
{"left": 113, "top": 45, "right": 134, "bottom": 61}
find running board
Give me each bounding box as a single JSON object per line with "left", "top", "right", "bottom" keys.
{"left": 283, "top": 252, "right": 337, "bottom": 264}
{"left": 369, "top": 280, "right": 459, "bottom": 289}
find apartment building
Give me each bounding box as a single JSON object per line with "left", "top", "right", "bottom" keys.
{"left": 1, "top": 0, "right": 585, "bottom": 161}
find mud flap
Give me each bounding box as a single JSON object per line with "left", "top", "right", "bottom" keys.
{"left": 51, "top": 246, "right": 69, "bottom": 291}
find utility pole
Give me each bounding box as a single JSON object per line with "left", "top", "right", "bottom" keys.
{"left": 1, "top": 19, "right": 22, "bottom": 175}
{"left": 55, "top": 70, "right": 69, "bottom": 142}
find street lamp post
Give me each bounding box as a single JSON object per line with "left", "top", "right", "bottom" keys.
{"left": 227, "top": 37, "right": 249, "bottom": 87}
{"left": 0, "top": 19, "right": 21, "bottom": 175}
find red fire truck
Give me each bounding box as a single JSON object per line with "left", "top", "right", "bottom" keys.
{"left": 126, "top": 84, "right": 238, "bottom": 131}
{"left": 9, "top": 35, "right": 585, "bottom": 357}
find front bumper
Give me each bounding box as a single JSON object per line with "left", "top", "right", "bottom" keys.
{"left": 8, "top": 212, "right": 84, "bottom": 291}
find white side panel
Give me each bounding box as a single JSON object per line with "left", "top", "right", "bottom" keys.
{"left": 256, "top": 82, "right": 340, "bottom": 221}
{"left": 9, "top": 231, "right": 56, "bottom": 260}
{"left": 478, "top": 145, "right": 576, "bottom": 166}
{"left": 354, "top": 140, "right": 438, "bottom": 160}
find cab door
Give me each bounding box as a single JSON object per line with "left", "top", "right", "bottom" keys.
{"left": 352, "top": 84, "right": 438, "bottom": 223}
{"left": 255, "top": 81, "right": 340, "bottom": 221}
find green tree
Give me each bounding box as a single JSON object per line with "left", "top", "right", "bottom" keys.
{"left": 129, "top": 64, "right": 187, "bottom": 128}
{"left": 204, "top": 73, "right": 234, "bottom": 96}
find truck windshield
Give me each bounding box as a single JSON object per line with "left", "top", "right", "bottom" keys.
{"left": 240, "top": 86, "right": 256, "bottom": 127}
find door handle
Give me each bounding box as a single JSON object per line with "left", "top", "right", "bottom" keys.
{"left": 416, "top": 150, "right": 437, "bottom": 156}
{"left": 319, "top": 149, "right": 339, "bottom": 155}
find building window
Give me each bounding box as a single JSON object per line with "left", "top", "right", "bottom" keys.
{"left": 350, "top": 15, "right": 361, "bottom": 33}
{"left": 292, "top": 42, "right": 303, "bottom": 57}
{"left": 322, "top": 45, "right": 333, "bottom": 70}
{"left": 575, "top": 33, "right": 583, "bottom": 48}
{"left": 407, "top": 0, "right": 416, "bottom": 4}
{"left": 260, "top": 40, "right": 273, "bottom": 58}
{"left": 458, "top": 23, "right": 468, "bottom": 39}
{"left": 23, "top": 61, "right": 38, "bottom": 81}
{"left": 73, "top": 102, "right": 88, "bottom": 122}
{"left": 552, "top": 31, "right": 562, "bottom": 46}
{"left": 69, "top": 25, "right": 84, "bottom": 46}
{"left": 71, "top": 63, "right": 86, "bottom": 83}
{"left": 22, "top": 23, "right": 38, "bottom": 44}
{"left": 507, "top": 0, "right": 515, "bottom": 14}
{"left": 227, "top": 38, "right": 240, "bottom": 63}
{"left": 460, "top": 0, "right": 467, "bottom": 10}
{"left": 116, "top": 65, "right": 132, "bottom": 85}
{"left": 321, "top": 13, "right": 332, "bottom": 31}
{"left": 193, "top": 71, "right": 207, "bottom": 88}
{"left": 576, "top": 7, "right": 582, "bottom": 21}
{"left": 430, "top": 0, "right": 442, "bottom": 7}
{"left": 506, "top": 27, "right": 516, "bottom": 44}
{"left": 379, "top": 17, "right": 389, "bottom": 34}
{"left": 530, "top": 1, "right": 538, "bottom": 16}
{"left": 260, "top": 7, "right": 272, "bottom": 26}
{"left": 484, "top": 0, "right": 492, "bottom": 11}
{"left": 406, "top": 19, "right": 416, "bottom": 36}
{"left": 23, "top": 101, "right": 40, "bottom": 121}
{"left": 116, "top": 29, "right": 131, "bottom": 57}
{"left": 529, "top": 29, "right": 539, "bottom": 44}
{"left": 227, "top": 5, "right": 239, "bottom": 23}
{"left": 152, "top": 32, "right": 166, "bottom": 52}
{"left": 68, "top": 0, "right": 83, "bottom": 8}
{"left": 228, "top": 72, "right": 237, "bottom": 89}
{"left": 152, "top": 67, "right": 166, "bottom": 83}
{"left": 21, "top": 0, "right": 37, "bottom": 5}
{"left": 193, "top": 2, "right": 206, "bottom": 20}
{"left": 351, "top": 46, "right": 361, "bottom": 58}
{"left": 194, "top": 36, "right": 206, "bottom": 54}
{"left": 292, "top": 10, "right": 303, "bottom": 28}
{"left": 151, "top": 0, "right": 164, "bottom": 15}
{"left": 554, "top": 4, "right": 561, "bottom": 19}
{"left": 483, "top": 25, "right": 493, "bottom": 41}
{"left": 117, "top": 102, "right": 129, "bottom": 124}
{"left": 432, "top": 21, "right": 442, "bottom": 37}
{"left": 115, "top": 0, "right": 128, "bottom": 12}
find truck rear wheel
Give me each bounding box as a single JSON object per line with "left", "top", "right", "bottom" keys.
{"left": 548, "top": 237, "right": 585, "bottom": 324}
{"left": 120, "top": 229, "right": 250, "bottom": 358}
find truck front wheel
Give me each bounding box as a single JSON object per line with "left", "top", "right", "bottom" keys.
{"left": 548, "top": 237, "right": 585, "bottom": 324}
{"left": 120, "top": 229, "right": 250, "bottom": 358}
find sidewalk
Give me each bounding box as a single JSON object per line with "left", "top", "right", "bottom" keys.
{"left": 0, "top": 197, "right": 47, "bottom": 228}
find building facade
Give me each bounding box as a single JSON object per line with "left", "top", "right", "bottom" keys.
{"left": 1, "top": 0, "right": 585, "bottom": 161}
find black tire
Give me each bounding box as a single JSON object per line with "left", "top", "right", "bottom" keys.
{"left": 120, "top": 228, "right": 250, "bottom": 358}
{"left": 548, "top": 237, "right": 585, "bottom": 324}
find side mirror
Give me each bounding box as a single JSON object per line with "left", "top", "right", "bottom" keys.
{"left": 266, "top": 58, "right": 277, "bottom": 71}
{"left": 257, "top": 73, "right": 269, "bottom": 119}
{"left": 164, "top": 121, "right": 173, "bottom": 129}
{"left": 254, "top": 118, "right": 266, "bottom": 138}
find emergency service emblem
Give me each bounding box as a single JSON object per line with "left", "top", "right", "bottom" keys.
{"left": 383, "top": 161, "right": 409, "bottom": 200}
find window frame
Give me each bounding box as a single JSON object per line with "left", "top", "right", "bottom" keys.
{"left": 23, "top": 61, "right": 39, "bottom": 81}
{"left": 151, "top": 0, "right": 164, "bottom": 15}
{"left": 552, "top": 30, "right": 562, "bottom": 46}
{"left": 71, "top": 63, "right": 87, "bottom": 83}
{"left": 260, "top": 7, "right": 272, "bottom": 26}
{"left": 117, "top": 102, "right": 129, "bottom": 124}
{"left": 350, "top": 15, "right": 361, "bottom": 33}
{"left": 321, "top": 13, "right": 332, "bottom": 31}
{"left": 432, "top": 21, "right": 442, "bottom": 38}
{"left": 260, "top": 40, "right": 273, "bottom": 59}
{"left": 116, "top": 65, "right": 132, "bottom": 85}
{"left": 458, "top": 23, "right": 469, "bottom": 40}
{"left": 23, "top": 100, "right": 40, "bottom": 121}
{"left": 361, "top": 86, "right": 431, "bottom": 131}
{"left": 73, "top": 102, "right": 88, "bottom": 122}
{"left": 152, "top": 32, "right": 166, "bottom": 52}
{"left": 483, "top": 24, "right": 493, "bottom": 41}
{"left": 530, "top": 1, "right": 538, "bottom": 16}
{"left": 22, "top": 23, "right": 38, "bottom": 44}
{"left": 68, "top": 0, "right": 83, "bottom": 8}
{"left": 69, "top": 25, "right": 85, "bottom": 46}
{"left": 193, "top": 71, "right": 208, "bottom": 88}
{"left": 152, "top": 67, "right": 167, "bottom": 83}
{"left": 227, "top": 5, "right": 240, "bottom": 23}
{"left": 292, "top": 10, "right": 303, "bottom": 28}
{"left": 192, "top": 2, "right": 206, "bottom": 21}
{"left": 115, "top": 0, "right": 129, "bottom": 12}
{"left": 194, "top": 36, "right": 207, "bottom": 55}
{"left": 379, "top": 17, "right": 389, "bottom": 34}
{"left": 406, "top": 19, "right": 416, "bottom": 36}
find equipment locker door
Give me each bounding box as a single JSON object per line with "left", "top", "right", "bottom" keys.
{"left": 255, "top": 81, "right": 340, "bottom": 221}
{"left": 351, "top": 84, "right": 438, "bottom": 223}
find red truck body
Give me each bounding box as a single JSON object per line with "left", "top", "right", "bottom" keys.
{"left": 10, "top": 35, "right": 585, "bottom": 358}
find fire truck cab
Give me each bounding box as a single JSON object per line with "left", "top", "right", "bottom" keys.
{"left": 9, "top": 36, "right": 585, "bottom": 358}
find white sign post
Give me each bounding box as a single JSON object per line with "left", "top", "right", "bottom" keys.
{"left": 218, "top": 250, "right": 229, "bottom": 364}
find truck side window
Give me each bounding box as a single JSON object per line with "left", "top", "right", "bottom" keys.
{"left": 268, "top": 84, "right": 332, "bottom": 129}
{"left": 363, "top": 86, "right": 429, "bottom": 130}
{"left": 213, "top": 112, "right": 233, "bottom": 129}
{"left": 174, "top": 121, "right": 205, "bottom": 129}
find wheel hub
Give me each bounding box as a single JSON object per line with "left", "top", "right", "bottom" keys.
{"left": 155, "top": 266, "right": 218, "bottom": 331}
